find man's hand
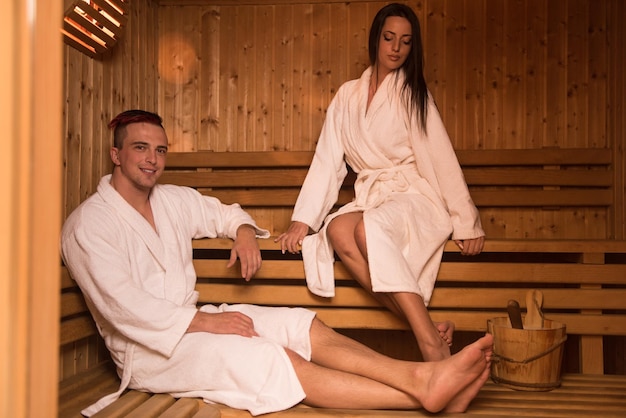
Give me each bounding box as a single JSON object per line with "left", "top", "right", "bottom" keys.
{"left": 454, "top": 236, "right": 485, "bottom": 256}
{"left": 228, "top": 224, "right": 262, "bottom": 281}
{"left": 186, "top": 311, "right": 258, "bottom": 337}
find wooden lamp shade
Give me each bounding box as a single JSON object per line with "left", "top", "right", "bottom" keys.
{"left": 61, "top": 0, "right": 128, "bottom": 58}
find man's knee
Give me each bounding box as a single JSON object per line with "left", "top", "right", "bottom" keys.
{"left": 309, "top": 316, "right": 338, "bottom": 340}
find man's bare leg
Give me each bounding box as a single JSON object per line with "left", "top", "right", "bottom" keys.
{"left": 288, "top": 318, "right": 492, "bottom": 412}
{"left": 327, "top": 213, "right": 452, "bottom": 360}
{"left": 286, "top": 349, "right": 421, "bottom": 409}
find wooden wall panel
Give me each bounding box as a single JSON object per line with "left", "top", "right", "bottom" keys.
{"left": 608, "top": 0, "right": 625, "bottom": 240}
{"left": 146, "top": 0, "right": 623, "bottom": 239}
{"left": 62, "top": 0, "right": 625, "bottom": 237}
{"left": 154, "top": 0, "right": 610, "bottom": 150}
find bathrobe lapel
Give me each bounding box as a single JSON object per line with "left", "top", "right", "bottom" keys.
{"left": 98, "top": 175, "right": 167, "bottom": 271}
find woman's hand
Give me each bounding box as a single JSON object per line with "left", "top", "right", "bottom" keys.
{"left": 275, "top": 221, "right": 310, "bottom": 254}
{"left": 186, "top": 311, "right": 258, "bottom": 338}
{"left": 454, "top": 236, "right": 485, "bottom": 256}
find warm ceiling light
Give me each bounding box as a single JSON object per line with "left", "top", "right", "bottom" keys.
{"left": 61, "top": 0, "right": 128, "bottom": 59}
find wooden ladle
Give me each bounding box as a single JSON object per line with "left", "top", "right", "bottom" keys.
{"left": 525, "top": 289, "right": 544, "bottom": 329}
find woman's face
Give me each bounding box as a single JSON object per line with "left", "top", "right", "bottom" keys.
{"left": 377, "top": 16, "right": 412, "bottom": 75}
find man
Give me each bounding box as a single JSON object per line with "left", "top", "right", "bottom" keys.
{"left": 61, "top": 109, "right": 493, "bottom": 417}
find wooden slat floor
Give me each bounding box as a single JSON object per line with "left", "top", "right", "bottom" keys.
{"left": 58, "top": 369, "right": 626, "bottom": 418}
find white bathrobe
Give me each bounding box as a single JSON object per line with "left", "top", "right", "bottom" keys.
{"left": 61, "top": 175, "right": 315, "bottom": 416}
{"left": 294, "top": 67, "right": 484, "bottom": 303}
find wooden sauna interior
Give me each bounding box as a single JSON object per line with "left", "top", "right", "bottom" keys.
{"left": 2, "top": 0, "right": 625, "bottom": 416}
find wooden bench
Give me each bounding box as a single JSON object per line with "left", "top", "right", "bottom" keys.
{"left": 59, "top": 149, "right": 626, "bottom": 417}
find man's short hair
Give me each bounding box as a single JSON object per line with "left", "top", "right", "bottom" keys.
{"left": 108, "top": 110, "right": 164, "bottom": 148}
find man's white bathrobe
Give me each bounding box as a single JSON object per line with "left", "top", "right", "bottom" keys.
{"left": 61, "top": 175, "right": 315, "bottom": 416}
{"left": 294, "top": 67, "right": 484, "bottom": 303}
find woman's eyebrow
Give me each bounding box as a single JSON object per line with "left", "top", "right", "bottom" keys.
{"left": 383, "top": 30, "right": 412, "bottom": 37}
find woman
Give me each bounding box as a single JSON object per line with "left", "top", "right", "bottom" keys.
{"left": 276, "top": 3, "right": 484, "bottom": 361}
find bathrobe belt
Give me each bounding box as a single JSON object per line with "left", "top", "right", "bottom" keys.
{"left": 81, "top": 343, "right": 135, "bottom": 417}
{"left": 353, "top": 164, "right": 415, "bottom": 208}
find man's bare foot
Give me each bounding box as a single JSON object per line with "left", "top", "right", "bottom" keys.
{"left": 435, "top": 320, "right": 455, "bottom": 346}
{"left": 414, "top": 333, "right": 494, "bottom": 413}
{"left": 443, "top": 360, "right": 491, "bottom": 413}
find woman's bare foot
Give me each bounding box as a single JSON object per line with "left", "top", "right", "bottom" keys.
{"left": 419, "top": 323, "right": 452, "bottom": 361}
{"left": 414, "top": 333, "right": 494, "bottom": 413}
{"left": 435, "top": 320, "right": 455, "bottom": 346}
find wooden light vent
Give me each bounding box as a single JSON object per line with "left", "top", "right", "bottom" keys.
{"left": 62, "top": 0, "right": 128, "bottom": 59}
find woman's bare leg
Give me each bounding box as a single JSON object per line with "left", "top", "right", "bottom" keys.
{"left": 287, "top": 318, "right": 492, "bottom": 412}
{"left": 327, "top": 212, "right": 452, "bottom": 360}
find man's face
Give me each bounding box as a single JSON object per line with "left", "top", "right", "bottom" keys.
{"left": 110, "top": 122, "right": 168, "bottom": 193}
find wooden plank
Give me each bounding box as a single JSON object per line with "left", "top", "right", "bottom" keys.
{"left": 436, "top": 262, "right": 626, "bottom": 284}
{"left": 199, "top": 188, "right": 614, "bottom": 207}
{"left": 61, "top": 266, "right": 77, "bottom": 289}
{"left": 191, "top": 405, "right": 222, "bottom": 418}
{"left": 566, "top": 0, "right": 589, "bottom": 148}
{"left": 124, "top": 393, "right": 176, "bottom": 418}
{"left": 469, "top": 189, "right": 613, "bottom": 207}
{"left": 160, "top": 169, "right": 310, "bottom": 187}
{"left": 165, "top": 151, "right": 315, "bottom": 168}
{"left": 58, "top": 365, "right": 120, "bottom": 418}
{"left": 202, "top": 188, "right": 355, "bottom": 207}
{"left": 193, "top": 259, "right": 626, "bottom": 285}
{"left": 61, "top": 291, "right": 89, "bottom": 318}
{"left": 463, "top": 168, "right": 613, "bottom": 187}
{"left": 199, "top": 6, "right": 221, "bottom": 151}
{"left": 60, "top": 316, "right": 98, "bottom": 345}
{"left": 196, "top": 283, "right": 626, "bottom": 311}
{"left": 316, "top": 309, "right": 626, "bottom": 335}
{"left": 161, "top": 167, "right": 612, "bottom": 188}
{"left": 192, "top": 237, "right": 626, "bottom": 253}
{"left": 159, "top": 398, "right": 202, "bottom": 418}
{"left": 91, "top": 390, "right": 151, "bottom": 418}
{"left": 455, "top": 148, "right": 613, "bottom": 166}
{"left": 580, "top": 335, "right": 605, "bottom": 374}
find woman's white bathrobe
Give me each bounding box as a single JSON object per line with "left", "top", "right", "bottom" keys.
{"left": 294, "top": 67, "right": 484, "bottom": 303}
{"left": 61, "top": 175, "right": 315, "bottom": 416}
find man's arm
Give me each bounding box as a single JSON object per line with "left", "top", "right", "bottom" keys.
{"left": 187, "top": 224, "right": 261, "bottom": 337}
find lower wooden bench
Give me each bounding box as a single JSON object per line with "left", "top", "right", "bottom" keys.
{"left": 58, "top": 364, "right": 626, "bottom": 418}
{"left": 59, "top": 237, "right": 626, "bottom": 418}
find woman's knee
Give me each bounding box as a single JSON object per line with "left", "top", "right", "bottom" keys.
{"left": 327, "top": 213, "right": 362, "bottom": 251}
{"left": 354, "top": 219, "right": 367, "bottom": 254}
{"left": 326, "top": 219, "right": 350, "bottom": 251}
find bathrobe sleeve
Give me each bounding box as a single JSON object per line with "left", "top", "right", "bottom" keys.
{"left": 291, "top": 87, "right": 349, "bottom": 231}
{"left": 411, "top": 96, "right": 484, "bottom": 240}
{"left": 163, "top": 185, "right": 270, "bottom": 241}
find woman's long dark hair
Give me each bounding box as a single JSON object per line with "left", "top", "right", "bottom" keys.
{"left": 368, "top": 3, "right": 428, "bottom": 131}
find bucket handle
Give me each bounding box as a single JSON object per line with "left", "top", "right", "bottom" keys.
{"left": 493, "top": 335, "right": 567, "bottom": 364}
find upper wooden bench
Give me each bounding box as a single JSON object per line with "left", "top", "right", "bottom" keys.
{"left": 160, "top": 147, "right": 615, "bottom": 208}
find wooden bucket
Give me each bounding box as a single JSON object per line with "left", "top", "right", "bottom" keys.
{"left": 488, "top": 316, "right": 567, "bottom": 391}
